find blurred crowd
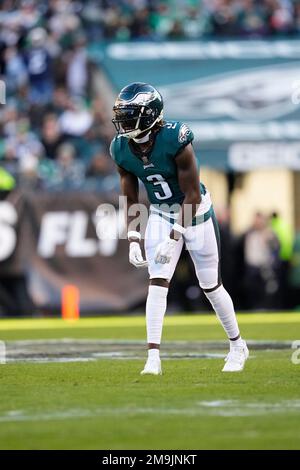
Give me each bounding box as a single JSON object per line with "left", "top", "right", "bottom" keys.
{"left": 1, "top": 0, "right": 300, "bottom": 192}
{"left": 0, "top": 0, "right": 117, "bottom": 193}
{"left": 87, "top": 0, "right": 300, "bottom": 40}
{"left": 171, "top": 211, "right": 300, "bottom": 311}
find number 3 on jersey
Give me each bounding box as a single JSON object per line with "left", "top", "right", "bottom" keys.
{"left": 146, "top": 174, "right": 173, "bottom": 200}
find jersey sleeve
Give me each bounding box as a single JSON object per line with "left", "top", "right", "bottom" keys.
{"left": 176, "top": 123, "right": 194, "bottom": 152}
{"left": 109, "top": 136, "right": 127, "bottom": 171}
{"left": 165, "top": 122, "right": 194, "bottom": 157}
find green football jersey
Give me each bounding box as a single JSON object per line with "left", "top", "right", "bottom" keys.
{"left": 110, "top": 121, "right": 205, "bottom": 208}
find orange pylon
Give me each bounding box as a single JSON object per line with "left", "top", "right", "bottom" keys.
{"left": 62, "top": 285, "right": 80, "bottom": 321}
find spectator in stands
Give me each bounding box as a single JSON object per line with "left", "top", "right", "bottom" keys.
{"left": 242, "top": 212, "right": 280, "bottom": 309}
{"left": 294, "top": 1, "right": 300, "bottom": 33}
{"left": 41, "top": 113, "right": 65, "bottom": 160}
{"left": 2, "top": 101, "right": 20, "bottom": 138}
{"left": 17, "top": 0, "right": 41, "bottom": 31}
{"left": 87, "top": 151, "right": 114, "bottom": 178}
{"left": 289, "top": 224, "right": 300, "bottom": 309}
{"left": 54, "top": 142, "right": 85, "bottom": 189}
{"left": 269, "top": 0, "right": 294, "bottom": 35}
{"left": 215, "top": 206, "right": 237, "bottom": 299}
{"left": 66, "top": 33, "right": 89, "bottom": 98}
{"left": 51, "top": 86, "right": 70, "bottom": 115}
{"left": 47, "top": 0, "right": 83, "bottom": 45}
{"left": 129, "top": 7, "right": 153, "bottom": 39}
{"left": 270, "top": 212, "right": 294, "bottom": 307}
{"left": 270, "top": 212, "right": 294, "bottom": 262}
{"left": 167, "top": 19, "right": 185, "bottom": 39}
{"left": 0, "top": 166, "right": 15, "bottom": 193}
{"left": 23, "top": 28, "right": 54, "bottom": 105}
{"left": 81, "top": 1, "right": 104, "bottom": 41}
{"left": 182, "top": 5, "right": 208, "bottom": 39}
{"left": 3, "top": 47, "right": 27, "bottom": 95}
{"left": 59, "top": 97, "right": 93, "bottom": 137}
{"left": 89, "top": 96, "right": 115, "bottom": 145}
{"left": 236, "top": 0, "right": 270, "bottom": 37}
{"left": 2, "top": 115, "right": 44, "bottom": 182}
{"left": 207, "top": 0, "right": 240, "bottom": 37}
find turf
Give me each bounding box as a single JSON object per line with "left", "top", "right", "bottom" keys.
{"left": 0, "top": 313, "right": 300, "bottom": 450}
{"left": 0, "top": 312, "right": 299, "bottom": 341}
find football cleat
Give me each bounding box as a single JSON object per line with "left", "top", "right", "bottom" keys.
{"left": 140, "top": 357, "right": 162, "bottom": 376}
{"left": 222, "top": 340, "right": 249, "bottom": 372}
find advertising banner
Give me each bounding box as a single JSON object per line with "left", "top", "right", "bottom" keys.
{"left": 0, "top": 192, "right": 148, "bottom": 313}
{"left": 90, "top": 40, "right": 300, "bottom": 170}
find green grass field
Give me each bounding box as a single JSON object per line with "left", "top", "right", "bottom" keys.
{"left": 1, "top": 313, "right": 300, "bottom": 450}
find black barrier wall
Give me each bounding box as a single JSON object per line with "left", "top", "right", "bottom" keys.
{"left": 0, "top": 191, "right": 148, "bottom": 315}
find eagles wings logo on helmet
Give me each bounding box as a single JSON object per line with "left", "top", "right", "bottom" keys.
{"left": 112, "top": 82, "right": 164, "bottom": 139}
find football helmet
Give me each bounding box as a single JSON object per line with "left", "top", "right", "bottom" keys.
{"left": 112, "top": 82, "right": 163, "bottom": 139}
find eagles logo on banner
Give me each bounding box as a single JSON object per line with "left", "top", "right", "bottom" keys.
{"left": 97, "top": 40, "right": 300, "bottom": 170}
{"left": 0, "top": 191, "right": 148, "bottom": 314}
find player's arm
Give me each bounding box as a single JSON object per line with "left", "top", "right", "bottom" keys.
{"left": 117, "top": 165, "right": 148, "bottom": 268}
{"left": 169, "top": 143, "right": 201, "bottom": 240}
{"left": 118, "top": 165, "right": 139, "bottom": 236}
{"left": 154, "top": 143, "right": 201, "bottom": 264}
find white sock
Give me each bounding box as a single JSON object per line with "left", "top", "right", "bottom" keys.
{"left": 204, "top": 285, "right": 240, "bottom": 340}
{"left": 148, "top": 348, "right": 160, "bottom": 360}
{"left": 146, "top": 285, "right": 168, "bottom": 345}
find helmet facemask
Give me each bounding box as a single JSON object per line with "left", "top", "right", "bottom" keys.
{"left": 112, "top": 103, "right": 163, "bottom": 139}
{"left": 112, "top": 86, "right": 164, "bottom": 139}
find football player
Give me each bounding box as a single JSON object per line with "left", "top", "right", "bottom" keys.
{"left": 110, "top": 82, "right": 248, "bottom": 375}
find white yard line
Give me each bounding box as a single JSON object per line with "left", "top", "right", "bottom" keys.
{"left": 6, "top": 352, "right": 227, "bottom": 364}
{"left": 1, "top": 400, "right": 300, "bottom": 423}
{"left": 6, "top": 339, "right": 293, "bottom": 347}
{"left": 3, "top": 338, "right": 286, "bottom": 363}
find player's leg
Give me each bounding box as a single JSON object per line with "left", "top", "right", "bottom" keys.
{"left": 186, "top": 212, "right": 248, "bottom": 372}
{"left": 141, "top": 213, "right": 183, "bottom": 375}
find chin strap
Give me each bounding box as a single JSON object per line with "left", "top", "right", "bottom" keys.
{"left": 133, "top": 132, "right": 151, "bottom": 143}
{"left": 124, "top": 110, "right": 164, "bottom": 140}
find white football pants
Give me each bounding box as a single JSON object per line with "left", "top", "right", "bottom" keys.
{"left": 144, "top": 203, "right": 221, "bottom": 290}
